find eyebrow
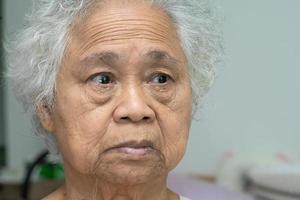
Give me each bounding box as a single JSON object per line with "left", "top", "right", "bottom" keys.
{"left": 80, "top": 51, "right": 119, "bottom": 67}
{"left": 145, "top": 50, "right": 181, "bottom": 67}
{"left": 80, "top": 50, "right": 181, "bottom": 68}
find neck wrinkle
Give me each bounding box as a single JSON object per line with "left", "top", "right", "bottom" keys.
{"left": 62, "top": 167, "right": 175, "bottom": 200}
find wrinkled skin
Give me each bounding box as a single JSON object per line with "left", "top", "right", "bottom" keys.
{"left": 40, "top": 0, "right": 192, "bottom": 199}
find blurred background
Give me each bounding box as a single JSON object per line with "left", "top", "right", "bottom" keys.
{"left": 0, "top": 0, "right": 299, "bottom": 200}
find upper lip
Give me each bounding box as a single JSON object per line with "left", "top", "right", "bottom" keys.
{"left": 107, "top": 140, "right": 154, "bottom": 151}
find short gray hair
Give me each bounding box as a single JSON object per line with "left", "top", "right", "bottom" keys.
{"left": 6, "top": 0, "right": 223, "bottom": 154}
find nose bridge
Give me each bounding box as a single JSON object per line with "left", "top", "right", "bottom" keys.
{"left": 113, "top": 80, "right": 155, "bottom": 123}
{"left": 124, "top": 82, "right": 146, "bottom": 106}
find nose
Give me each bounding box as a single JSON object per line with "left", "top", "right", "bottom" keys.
{"left": 113, "top": 85, "right": 155, "bottom": 123}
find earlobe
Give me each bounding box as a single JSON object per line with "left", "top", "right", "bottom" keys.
{"left": 37, "top": 104, "right": 55, "bottom": 133}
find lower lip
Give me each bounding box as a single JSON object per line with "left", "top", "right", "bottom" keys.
{"left": 108, "top": 147, "right": 154, "bottom": 156}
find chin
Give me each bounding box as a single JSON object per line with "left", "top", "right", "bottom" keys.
{"left": 92, "top": 149, "right": 168, "bottom": 185}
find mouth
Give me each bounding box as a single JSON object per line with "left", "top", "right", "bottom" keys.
{"left": 105, "top": 140, "right": 155, "bottom": 156}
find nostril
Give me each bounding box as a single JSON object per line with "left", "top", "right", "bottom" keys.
{"left": 143, "top": 116, "right": 150, "bottom": 121}
{"left": 121, "top": 117, "right": 129, "bottom": 120}
{"left": 143, "top": 116, "right": 153, "bottom": 123}
{"left": 118, "top": 116, "right": 151, "bottom": 122}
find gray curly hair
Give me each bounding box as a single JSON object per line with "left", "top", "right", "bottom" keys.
{"left": 6, "top": 0, "right": 223, "bottom": 154}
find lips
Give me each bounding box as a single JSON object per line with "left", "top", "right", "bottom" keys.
{"left": 112, "top": 140, "right": 154, "bottom": 149}
{"left": 105, "top": 140, "right": 155, "bottom": 156}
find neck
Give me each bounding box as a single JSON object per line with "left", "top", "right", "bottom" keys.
{"left": 63, "top": 179, "right": 177, "bottom": 200}
{"left": 61, "top": 164, "right": 179, "bottom": 200}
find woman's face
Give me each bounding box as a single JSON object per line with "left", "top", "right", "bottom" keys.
{"left": 41, "top": 0, "right": 192, "bottom": 184}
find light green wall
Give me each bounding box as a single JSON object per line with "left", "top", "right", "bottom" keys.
{"left": 176, "top": 0, "right": 300, "bottom": 174}
{"left": 0, "top": 1, "right": 5, "bottom": 166}
{"left": 3, "top": 0, "right": 44, "bottom": 171}
{"left": 0, "top": 1, "right": 4, "bottom": 147}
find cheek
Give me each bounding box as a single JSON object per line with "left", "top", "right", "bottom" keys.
{"left": 162, "top": 113, "right": 190, "bottom": 170}
{"left": 158, "top": 87, "right": 192, "bottom": 170}
{"left": 52, "top": 93, "right": 115, "bottom": 173}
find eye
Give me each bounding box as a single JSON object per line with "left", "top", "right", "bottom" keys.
{"left": 151, "top": 73, "right": 171, "bottom": 84}
{"left": 91, "top": 73, "right": 114, "bottom": 85}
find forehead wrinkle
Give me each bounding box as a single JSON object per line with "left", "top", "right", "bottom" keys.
{"left": 84, "top": 16, "right": 171, "bottom": 32}
{"left": 79, "top": 33, "right": 176, "bottom": 57}
{"left": 78, "top": 30, "right": 175, "bottom": 56}
{"left": 74, "top": 10, "right": 178, "bottom": 54}
{"left": 84, "top": 20, "right": 171, "bottom": 41}
{"left": 77, "top": 10, "right": 174, "bottom": 39}
{"left": 83, "top": 4, "right": 173, "bottom": 28}
{"left": 86, "top": 25, "right": 170, "bottom": 45}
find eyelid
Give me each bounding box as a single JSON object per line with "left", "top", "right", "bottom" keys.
{"left": 90, "top": 71, "right": 112, "bottom": 78}
{"left": 153, "top": 71, "right": 173, "bottom": 78}
{"left": 83, "top": 65, "right": 117, "bottom": 79}
{"left": 149, "top": 66, "right": 178, "bottom": 78}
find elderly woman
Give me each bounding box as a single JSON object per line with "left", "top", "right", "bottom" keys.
{"left": 8, "top": 0, "right": 222, "bottom": 199}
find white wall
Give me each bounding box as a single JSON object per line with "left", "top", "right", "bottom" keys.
{"left": 0, "top": 2, "right": 4, "bottom": 147}
{"left": 3, "top": 0, "right": 300, "bottom": 175}
{"left": 3, "top": 0, "right": 44, "bottom": 172}
{"left": 175, "top": 0, "right": 300, "bottom": 174}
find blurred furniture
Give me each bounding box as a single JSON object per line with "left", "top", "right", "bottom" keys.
{"left": 0, "top": 146, "right": 5, "bottom": 167}
{"left": 246, "top": 165, "right": 300, "bottom": 200}
{"left": 21, "top": 150, "right": 49, "bottom": 199}
{"left": 168, "top": 173, "right": 255, "bottom": 200}
{"left": 0, "top": 180, "right": 63, "bottom": 200}
{"left": 0, "top": 150, "right": 63, "bottom": 200}
{"left": 0, "top": 182, "right": 20, "bottom": 200}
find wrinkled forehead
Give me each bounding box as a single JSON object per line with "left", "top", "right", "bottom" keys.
{"left": 79, "top": 0, "right": 173, "bottom": 23}
{"left": 65, "top": 0, "right": 185, "bottom": 61}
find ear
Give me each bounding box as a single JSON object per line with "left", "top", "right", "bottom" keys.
{"left": 37, "top": 104, "right": 55, "bottom": 133}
